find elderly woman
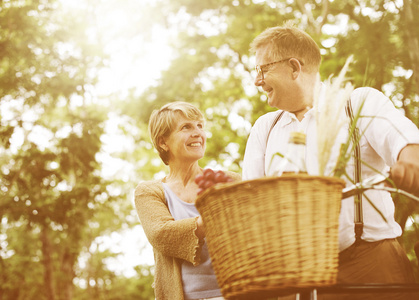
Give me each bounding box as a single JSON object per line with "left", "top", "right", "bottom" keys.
{"left": 134, "top": 101, "right": 240, "bottom": 300}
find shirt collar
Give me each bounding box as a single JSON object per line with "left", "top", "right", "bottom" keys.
{"left": 281, "top": 107, "right": 315, "bottom": 125}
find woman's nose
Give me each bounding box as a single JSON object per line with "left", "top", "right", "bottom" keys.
{"left": 191, "top": 127, "right": 202, "bottom": 137}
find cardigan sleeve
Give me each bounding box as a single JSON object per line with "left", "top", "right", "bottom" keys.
{"left": 134, "top": 181, "right": 203, "bottom": 266}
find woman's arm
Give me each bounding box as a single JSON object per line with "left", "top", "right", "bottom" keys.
{"left": 134, "top": 181, "right": 203, "bottom": 265}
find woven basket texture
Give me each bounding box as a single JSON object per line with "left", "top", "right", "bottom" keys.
{"left": 195, "top": 174, "right": 345, "bottom": 300}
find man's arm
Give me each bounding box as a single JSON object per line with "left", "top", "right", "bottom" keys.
{"left": 389, "top": 144, "right": 419, "bottom": 196}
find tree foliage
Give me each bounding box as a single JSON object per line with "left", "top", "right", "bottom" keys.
{"left": 1, "top": 0, "right": 152, "bottom": 299}
{"left": 1, "top": 0, "right": 419, "bottom": 299}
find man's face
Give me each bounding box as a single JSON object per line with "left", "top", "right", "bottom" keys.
{"left": 254, "top": 45, "right": 304, "bottom": 113}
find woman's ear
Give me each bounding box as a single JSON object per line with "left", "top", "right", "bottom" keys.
{"left": 158, "top": 137, "right": 169, "bottom": 152}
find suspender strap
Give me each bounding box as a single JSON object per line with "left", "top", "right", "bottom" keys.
{"left": 266, "top": 111, "right": 285, "bottom": 148}
{"left": 267, "top": 105, "right": 363, "bottom": 242}
{"left": 345, "top": 99, "right": 364, "bottom": 243}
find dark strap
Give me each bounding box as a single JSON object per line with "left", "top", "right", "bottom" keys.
{"left": 266, "top": 111, "right": 285, "bottom": 148}
{"left": 345, "top": 99, "right": 363, "bottom": 243}
{"left": 268, "top": 105, "right": 363, "bottom": 242}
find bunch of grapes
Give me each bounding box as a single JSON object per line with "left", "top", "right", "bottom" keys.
{"left": 195, "top": 169, "right": 233, "bottom": 195}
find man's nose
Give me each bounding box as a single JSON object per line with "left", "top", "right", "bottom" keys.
{"left": 254, "top": 75, "right": 264, "bottom": 86}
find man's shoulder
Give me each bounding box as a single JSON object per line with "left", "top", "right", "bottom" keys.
{"left": 253, "top": 110, "right": 283, "bottom": 128}
{"left": 351, "top": 87, "right": 385, "bottom": 100}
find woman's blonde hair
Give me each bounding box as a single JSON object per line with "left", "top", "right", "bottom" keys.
{"left": 148, "top": 101, "right": 205, "bottom": 165}
{"left": 250, "top": 21, "right": 321, "bottom": 73}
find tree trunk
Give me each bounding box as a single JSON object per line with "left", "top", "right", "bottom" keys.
{"left": 0, "top": 255, "right": 4, "bottom": 300}
{"left": 41, "top": 227, "right": 56, "bottom": 300}
{"left": 58, "top": 249, "right": 75, "bottom": 300}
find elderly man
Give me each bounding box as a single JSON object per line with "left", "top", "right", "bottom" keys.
{"left": 243, "top": 22, "right": 419, "bottom": 299}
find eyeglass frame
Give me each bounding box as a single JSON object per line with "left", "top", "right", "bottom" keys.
{"left": 255, "top": 57, "right": 304, "bottom": 81}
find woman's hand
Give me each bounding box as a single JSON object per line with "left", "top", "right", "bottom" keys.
{"left": 195, "top": 216, "right": 206, "bottom": 240}
{"left": 195, "top": 169, "right": 233, "bottom": 195}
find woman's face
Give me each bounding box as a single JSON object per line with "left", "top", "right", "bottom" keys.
{"left": 162, "top": 114, "right": 206, "bottom": 165}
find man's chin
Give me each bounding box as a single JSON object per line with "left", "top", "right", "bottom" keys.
{"left": 267, "top": 97, "right": 280, "bottom": 109}
{"left": 267, "top": 97, "right": 275, "bottom": 107}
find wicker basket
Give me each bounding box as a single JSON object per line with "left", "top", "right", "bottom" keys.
{"left": 195, "top": 174, "right": 345, "bottom": 300}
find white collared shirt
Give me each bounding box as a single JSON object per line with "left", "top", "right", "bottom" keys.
{"left": 243, "top": 87, "right": 419, "bottom": 251}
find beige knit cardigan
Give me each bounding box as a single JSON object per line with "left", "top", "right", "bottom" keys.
{"left": 134, "top": 171, "right": 241, "bottom": 300}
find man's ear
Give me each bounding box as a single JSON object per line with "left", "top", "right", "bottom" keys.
{"left": 289, "top": 58, "right": 302, "bottom": 79}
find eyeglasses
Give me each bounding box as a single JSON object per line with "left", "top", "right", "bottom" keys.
{"left": 255, "top": 58, "right": 304, "bottom": 81}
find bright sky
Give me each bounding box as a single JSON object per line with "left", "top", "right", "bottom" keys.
{"left": 90, "top": 226, "right": 155, "bottom": 277}
{"left": 58, "top": 0, "right": 174, "bottom": 275}
{"left": 1, "top": 1, "right": 158, "bottom": 277}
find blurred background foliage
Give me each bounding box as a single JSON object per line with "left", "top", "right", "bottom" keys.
{"left": 1, "top": 0, "right": 418, "bottom": 299}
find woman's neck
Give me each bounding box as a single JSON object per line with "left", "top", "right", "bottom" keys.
{"left": 166, "top": 162, "right": 202, "bottom": 187}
